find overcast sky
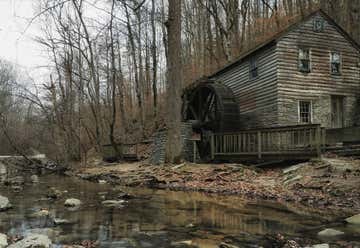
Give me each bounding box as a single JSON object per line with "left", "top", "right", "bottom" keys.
{"left": 0, "top": 0, "right": 47, "bottom": 80}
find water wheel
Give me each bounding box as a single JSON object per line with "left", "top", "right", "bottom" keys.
{"left": 182, "top": 82, "right": 241, "bottom": 160}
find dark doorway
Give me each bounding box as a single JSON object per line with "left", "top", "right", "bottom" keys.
{"left": 331, "top": 96, "right": 344, "bottom": 128}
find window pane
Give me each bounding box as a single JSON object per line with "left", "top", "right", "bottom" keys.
{"left": 299, "top": 60, "right": 310, "bottom": 71}
{"left": 313, "top": 19, "right": 324, "bottom": 32}
{"left": 331, "top": 52, "right": 341, "bottom": 74}
{"left": 249, "top": 58, "right": 258, "bottom": 79}
{"left": 299, "top": 49, "right": 310, "bottom": 72}
{"left": 299, "top": 101, "right": 311, "bottom": 123}
{"left": 250, "top": 58, "right": 256, "bottom": 69}
{"left": 299, "top": 49, "right": 309, "bottom": 59}
{"left": 331, "top": 63, "right": 340, "bottom": 74}
{"left": 331, "top": 52, "right": 340, "bottom": 63}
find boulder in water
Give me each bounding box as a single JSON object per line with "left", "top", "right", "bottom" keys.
{"left": 219, "top": 242, "right": 240, "bottom": 248}
{"left": 30, "top": 209, "right": 50, "bottom": 218}
{"left": 0, "top": 195, "right": 12, "bottom": 211}
{"left": 0, "top": 233, "right": 7, "bottom": 248}
{"left": 101, "top": 200, "right": 125, "bottom": 208}
{"left": 171, "top": 240, "right": 198, "bottom": 247}
{"left": 64, "top": 198, "right": 81, "bottom": 207}
{"left": 117, "top": 192, "right": 135, "bottom": 200}
{"left": 317, "top": 228, "right": 344, "bottom": 237}
{"left": 30, "top": 175, "right": 39, "bottom": 183}
{"left": 53, "top": 218, "right": 72, "bottom": 225}
{"left": 11, "top": 185, "right": 23, "bottom": 192}
{"left": 47, "top": 187, "right": 62, "bottom": 199}
{"left": 7, "top": 234, "right": 51, "bottom": 248}
{"left": 0, "top": 163, "right": 6, "bottom": 175}
{"left": 346, "top": 214, "right": 360, "bottom": 225}
{"left": 312, "top": 244, "right": 329, "bottom": 248}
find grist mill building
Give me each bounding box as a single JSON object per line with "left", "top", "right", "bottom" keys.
{"left": 180, "top": 9, "right": 360, "bottom": 161}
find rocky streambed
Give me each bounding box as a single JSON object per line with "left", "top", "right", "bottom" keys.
{"left": 0, "top": 158, "right": 360, "bottom": 247}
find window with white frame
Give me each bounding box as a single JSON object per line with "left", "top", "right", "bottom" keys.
{"left": 299, "top": 48, "right": 310, "bottom": 72}
{"left": 299, "top": 101, "right": 312, "bottom": 123}
{"left": 330, "top": 52, "right": 341, "bottom": 74}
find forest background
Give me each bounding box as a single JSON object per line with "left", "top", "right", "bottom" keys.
{"left": 0, "top": 0, "right": 358, "bottom": 164}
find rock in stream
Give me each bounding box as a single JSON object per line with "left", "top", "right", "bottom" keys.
{"left": 64, "top": 198, "right": 82, "bottom": 207}
{"left": 346, "top": 213, "right": 360, "bottom": 225}
{"left": 0, "top": 195, "right": 11, "bottom": 211}
{"left": 317, "top": 228, "right": 344, "bottom": 237}
{"left": 0, "top": 233, "right": 7, "bottom": 248}
{"left": 30, "top": 175, "right": 39, "bottom": 184}
{"left": 7, "top": 234, "right": 51, "bottom": 248}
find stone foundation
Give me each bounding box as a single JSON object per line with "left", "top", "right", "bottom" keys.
{"left": 150, "top": 122, "right": 195, "bottom": 164}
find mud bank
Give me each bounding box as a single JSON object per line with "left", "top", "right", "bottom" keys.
{"left": 74, "top": 157, "right": 360, "bottom": 216}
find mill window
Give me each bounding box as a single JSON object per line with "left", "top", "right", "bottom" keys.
{"left": 313, "top": 18, "right": 324, "bottom": 32}
{"left": 299, "top": 101, "right": 312, "bottom": 124}
{"left": 249, "top": 58, "right": 258, "bottom": 79}
{"left": 298, "top": 48, "right": 310, "bottom": 73}
{"left": 330, "top": 52, "right": 341, "bottom": 74}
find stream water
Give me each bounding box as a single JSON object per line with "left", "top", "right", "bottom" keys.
{"left": 0, "top": 174, "right": 359, "bottom": 247}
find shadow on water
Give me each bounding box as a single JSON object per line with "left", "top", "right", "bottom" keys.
{"left": 0, "top": 174, "right": 359, "bottom": 247}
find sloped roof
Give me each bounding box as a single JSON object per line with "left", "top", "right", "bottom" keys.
{"left": 210, "top": 9, "right": 360, "bottom": 78}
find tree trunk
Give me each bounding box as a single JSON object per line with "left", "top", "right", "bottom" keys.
{"left": 165, "top": 0, "right": 183, "bottom": 164}
{"left": 151, "top": 0, "right": 158, "bottom": 122}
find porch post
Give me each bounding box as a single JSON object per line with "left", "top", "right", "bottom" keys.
{"left": 257, "top": 131, "right": 262, "bottom": 159}
{"left": 210, "top": 133, "right": 215, "bottom": 160}
{"left": 316, "top": 125, "right": 322, "bottom": 158}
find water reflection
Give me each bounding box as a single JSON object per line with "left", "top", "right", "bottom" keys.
{"left": 0, "top": 174, "right": 347, "bottom": 246}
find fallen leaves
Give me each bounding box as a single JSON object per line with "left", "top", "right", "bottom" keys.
{"left": 78, "top": 157, "right": 360, "bottom": 214}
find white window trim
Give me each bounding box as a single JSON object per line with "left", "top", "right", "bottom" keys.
{"left": 330, "top": 51, "right": 342, "bottom": 75}
{"left": 298, "top": 100, "right": 313, "bottom": 124}
{"left": 298, "top": 47, "right": 311, "bottom": 73}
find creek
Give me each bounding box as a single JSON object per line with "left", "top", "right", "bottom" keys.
{"left": 0, "top": 173, "right": 359, "bottom": 247}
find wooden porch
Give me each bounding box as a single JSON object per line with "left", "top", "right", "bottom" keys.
{"left": 210, "top": 124, "right": 326, "bottom": 161}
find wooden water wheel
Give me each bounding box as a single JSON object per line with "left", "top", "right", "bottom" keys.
{"left": 182, "top": 82, "right": 241, "bottom": 160}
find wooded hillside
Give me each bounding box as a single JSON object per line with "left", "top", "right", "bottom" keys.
{"left": 0, "top": 0, "right": 359, "bottom": 163}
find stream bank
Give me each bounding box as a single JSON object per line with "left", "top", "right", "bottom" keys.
{"left": 0, "top": 156, "right": 359, "bottom": 247}
{"left": 74, "top": 157, "right": 360, "bottom": 216}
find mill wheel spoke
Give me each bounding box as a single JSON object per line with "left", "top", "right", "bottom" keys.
{"left": 189, "top": 105, "right": 198, "bottom": 120}
{"left": 198, "top": 90, "right": 203, "bottom": 120}
{"left": 202, "top": 93, "right": 215, "bottom": 122}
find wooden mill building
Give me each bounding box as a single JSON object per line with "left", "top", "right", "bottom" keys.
{"left": 182, "top": 9, "right": 360, "bottom": 161}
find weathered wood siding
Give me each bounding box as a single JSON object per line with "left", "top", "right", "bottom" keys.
{"left": 211, "top": 44, "right": 278, "bottom": 128}
{"left": 277, "top": 13, "right": 360, "bottom": 128}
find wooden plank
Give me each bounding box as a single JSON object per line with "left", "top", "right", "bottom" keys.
{"left": 316, "top": 125, "right": 321, "bottom": 158}
{"left": 257, "top": 131, "right": 262, "bottom": 159}
{"left": 210, "top": 134, "right": 215, "bottom": 160}
{"left": 193, "top": 141, "right": 197, "bottom": 163}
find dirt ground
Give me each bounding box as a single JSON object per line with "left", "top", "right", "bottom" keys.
{"left": 74, "top": 156, "right": 360, "bottom": 216}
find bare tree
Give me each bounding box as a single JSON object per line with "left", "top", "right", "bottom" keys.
{"left": 165, "top": 0, "right": 183, "bottom": 163}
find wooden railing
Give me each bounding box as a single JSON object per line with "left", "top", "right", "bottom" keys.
{"left": 211, "top": 124, "right": 325, "bottom": 160}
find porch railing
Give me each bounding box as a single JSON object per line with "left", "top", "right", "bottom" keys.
{"left": 211, "top": 124, "right": 325, "bottom": 160}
